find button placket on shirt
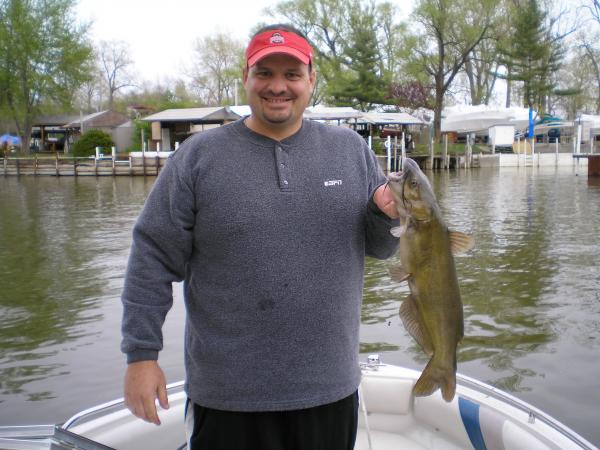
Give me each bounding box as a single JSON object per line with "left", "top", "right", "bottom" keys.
{"left": 275, "top": 145, "right": 292, "bottom": 190}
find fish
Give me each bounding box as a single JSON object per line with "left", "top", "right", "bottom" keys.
{"left": 387, "top": 158, "right": 474, "bottom": 402}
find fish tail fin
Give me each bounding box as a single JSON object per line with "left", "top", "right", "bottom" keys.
{"left": 413, "top": 359, "right": 456, "bottom": 402}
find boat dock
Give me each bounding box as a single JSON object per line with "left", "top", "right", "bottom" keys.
{"left": 2, "top": 152, "right": 168, "bottom": 176}
{"left": 379, "top": 152, "right": 591, "bottom": 172}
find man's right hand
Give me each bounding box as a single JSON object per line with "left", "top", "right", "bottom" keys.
{"left": 124, "top": 360, "right": 169, "bottom": 425}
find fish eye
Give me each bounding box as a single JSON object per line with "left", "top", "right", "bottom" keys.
{"left": 410, "top": 180, "right": 418, "bottom": 188}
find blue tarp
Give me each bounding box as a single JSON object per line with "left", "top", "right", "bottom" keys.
{"left": 0, "top": 134, "right": 21, "bottom": 146}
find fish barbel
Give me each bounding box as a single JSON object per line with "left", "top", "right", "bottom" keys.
{"left": 387, "top": 158, "right": 473, "bottom": 402}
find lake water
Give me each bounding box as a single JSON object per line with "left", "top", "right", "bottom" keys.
{"left": 0, "top": 166, "right": 599, "bottom": 446}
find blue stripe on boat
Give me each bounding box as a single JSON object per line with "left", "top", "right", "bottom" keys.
{"left": 459, "top": 397, "right": 488, "bottom": 450}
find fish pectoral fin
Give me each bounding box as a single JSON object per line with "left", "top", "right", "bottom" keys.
{"left": 449, "top": 230, "right": 475, "bottom": 255}
{"left": 389, "top": 265, "right": 411, "bottom": 282}
{"left": 390, "top": 224, "right": 406, "bottom": 238}
{"left": 399, "top": 294, "right": 434, "bottom": 356}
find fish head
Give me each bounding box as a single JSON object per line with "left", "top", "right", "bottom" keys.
{"left": 387, "top": 158, "right": 437, "bottom": 221}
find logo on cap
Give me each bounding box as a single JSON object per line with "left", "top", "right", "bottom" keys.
{"left": 270, "top": 33, "right": 285, "bottom": 44}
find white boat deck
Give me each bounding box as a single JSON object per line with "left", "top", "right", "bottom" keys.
{"left": 0, "top": 363, "right": 596, "bottom": 450}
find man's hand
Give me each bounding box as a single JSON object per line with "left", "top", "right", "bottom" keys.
{"left": 124, "top": 360, "right": 169, "bottom": 425}
{"left": 373, "top": 184, "right": 399, "bottom": 219}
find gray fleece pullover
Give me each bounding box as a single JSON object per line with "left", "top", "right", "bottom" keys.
{"left": 121, "top": 118, "right": 398, "bottom": 412}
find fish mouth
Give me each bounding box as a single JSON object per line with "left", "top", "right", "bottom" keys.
{"left": 388, "top": 171, "right": 403, "bottom": 182}
{"left": 386, "top": 161, "right": 420, "bottom": 215}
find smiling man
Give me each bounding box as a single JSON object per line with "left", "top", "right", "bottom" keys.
{"left": 121, "top": 24, "right": 399, "bottom": 450}
{"left": 243, "top": 29, "right": 316, "bottom": 140}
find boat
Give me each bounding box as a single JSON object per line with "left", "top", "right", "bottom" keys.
{"left": 441, "top": 105, "right": 530, "bottom": 135}
{"left": 0, "top": 355, "right": 596, "bottom": 450}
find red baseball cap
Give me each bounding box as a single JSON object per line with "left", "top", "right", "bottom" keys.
{"left": 245, "top": 29, "right": 313, "bottom": 67}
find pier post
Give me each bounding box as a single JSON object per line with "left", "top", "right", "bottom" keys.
{"left": 112, "top": 146, "right": 116, "bottom": 176}
{"left": 394, "top": 136, "right": 398, "bottom": 171}
{"left": 589, "top": 155, "right": 600, "bottom": 177}
{"left": 443, "top": 134, "right": 448, "bottom": 169}
{"left": 401, "top": 132, "right": 406, "bottom": 164}
{"left": 429, "top": 138, "right": 434, "bottom": 169}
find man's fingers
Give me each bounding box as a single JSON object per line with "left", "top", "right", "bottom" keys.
{"left": 158, "top": 383, "right": 170, "bottom": 410}
{"left": 123, "top": 360, "right": 168, "bottom": 425}
{"left": 142, "top": 398, "right": 161, "bottom": 425}
{"left": 373, "top": 184, "right": 399, "bottom": 219}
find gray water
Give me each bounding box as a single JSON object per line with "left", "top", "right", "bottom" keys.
{"left": 0, "top": 167, "right": 599, "bottom": 446}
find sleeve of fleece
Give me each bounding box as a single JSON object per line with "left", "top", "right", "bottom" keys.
{"left": 363, "top": 144, "right": 400, "bottom": 260}
{"left": 120, "top": 155, "right": 195, "bottom": 363}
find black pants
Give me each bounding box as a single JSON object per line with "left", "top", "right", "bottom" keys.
{"left": 186, "top": 391, "right": 359, "bottom": 450}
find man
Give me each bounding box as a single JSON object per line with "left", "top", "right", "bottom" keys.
{"left": 121, "top": 24, "right": 399, "bottom": 449}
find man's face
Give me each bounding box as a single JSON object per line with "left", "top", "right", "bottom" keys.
{"left": 243, "top": 53, "right": 316, "bottom": 135}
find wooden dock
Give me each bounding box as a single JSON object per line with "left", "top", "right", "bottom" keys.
{"left": 2, "top": 153, "right": 168, "bottom": 176}
{"left": 381, "top": 153, "right": 481, "bottom": 172}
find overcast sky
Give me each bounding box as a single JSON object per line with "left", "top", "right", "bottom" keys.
{"left": 75, "top": 0, "right": 415, "bottom": 83}
{"left": 76, "top": 0, "right": 283, "bottom": 82}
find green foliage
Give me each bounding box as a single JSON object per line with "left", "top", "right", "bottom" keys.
{"left": 412, "top": 142, "right": 488, "bottom": 155}
{"left": 326, "top": 4, "right": 391, "bottom": 110}
{"left": 128, "top": 119, "right": 151, "bottom": 152}
{"left": 268, "top": 0, "right": 403, "bottom": 109}
{"left": 114, "top": 80, "right": 199, "bottom": 113}
{"left": 406, "top": 0, "right": 499, "bottom": 140}
{"left": 497, "top": 0, "right": 564, "bottom": 114}
{"left": 71, "top": 129, "right": 114, "bottom": 157}
{"left": 0, "top": 0, "right": 93, "bottom": 151}
{"left": 190, "top": 33, "right": 244, "bottom": 106}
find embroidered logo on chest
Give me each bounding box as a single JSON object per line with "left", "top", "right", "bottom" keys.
{"left": 324, "top": 179, "right": 343, "bottom": 187}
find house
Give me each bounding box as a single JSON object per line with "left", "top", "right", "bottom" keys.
{"left": 31, "top": 114, "right": 80, "bottom": 152}
{"left": 303, "top": 105, "right": 363, "bottom": 125}
{"left": 141, "top": 107, "right": 241, "bottom": 151}
{"left": 32, "top": 111, "right": 131, "bottom": 152}
{"left": 62, "top": 110, "right": 130, "bottom": 151}
{"left": 354, "top": 112, "right": 426, "bottom": 146}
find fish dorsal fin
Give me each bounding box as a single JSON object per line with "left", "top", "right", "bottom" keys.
{"left": 389, "top": 265, "right": 410, "bottom": 283}
{"left": 449, "top": 231, "right": 474, "bottom": 255}
{"left": 399, "top": 294, "right": 434, "bottom": 356}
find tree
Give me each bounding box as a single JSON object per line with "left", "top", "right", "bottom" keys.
{"left": 388, "top": 80, "right": 435, "bottom": 111}
{"left": 116, "top": 78, "right": 199, "bottom": 112}
{"left": 580, "top": 0, "right": 600, "bottom": 114}
{"left": 189, "top": 33, "right": 244, "bottom": 106}
{"left": 407, "top": 0, "right": 498, "bottom": 140}
{"left": 0, "top": 0, "right": 93, "bottom": 152}
{"left": 463, "top": 32, "right": 503, "bottom": 105}
{"left": 553, "top": 32, "right": 599, "bottom": 118}
{"left": 71, "top": 129, "right": 113, "bottom": 157}
{"left": 98, "top": 40, "right": 136, "bottom": 110}
{"left": 268, "top": 0, "right": 405, "bottom": 108}
{"left": 74, "top": 58, "right": 103, "bottom": 113}
{"left": 326, "top": 3, "right": 391, "bottom": 109}
{"left": 497, "top": 0, "right": 575, "bottom": 116}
